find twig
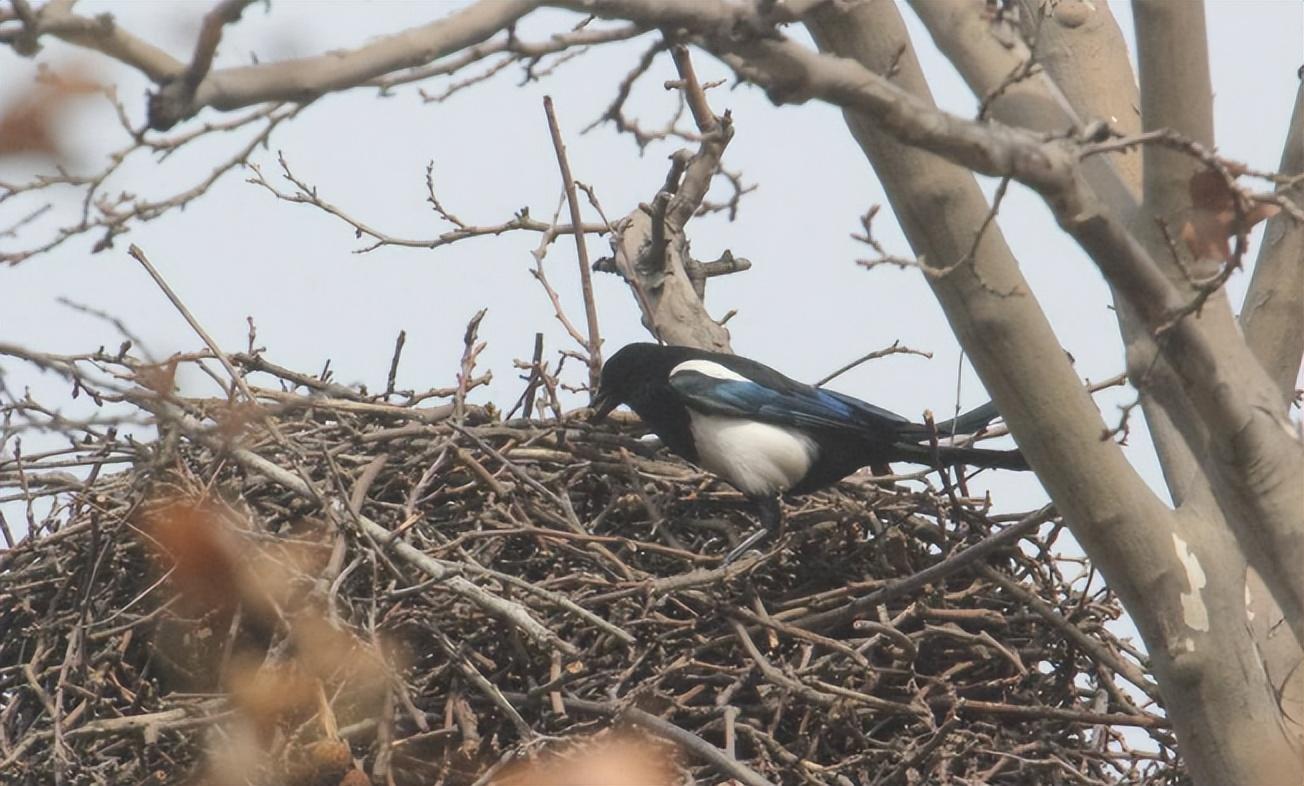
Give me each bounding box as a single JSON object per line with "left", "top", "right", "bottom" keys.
{"left": 937, "top": 697, "right": 1169, "bottom": 729}
{"left": 976, "top": 564, "right": 1160, "bottom": 702}
{"left": 787, "top": 504, "right": 1056, "bottom": 631}
{"left": 130, "top": 395, "right": 577, "bottom": 656}
{"left": 127, "top": 245, "right": 250, "bottom": 402}
{"left": 247, "top": 152, "right": 609, "bottom": 254}
{"left": 815, "top": 340, "right": 934, "bottom": 387}
{"left": 670, "top": 44, "right": 717, "bottom": 134}
{"left": 430, "top": 623, "right": 534, "bottom": 739}
{"left": 384, "top": 329, "right": 406, "bottom": 399}
{"left": 543, "top": 96, "right": 603, "bottom": 393}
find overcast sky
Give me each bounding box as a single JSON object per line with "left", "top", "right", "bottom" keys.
{"left": 2, "top": 1, "right": 1301, "bottom": 525}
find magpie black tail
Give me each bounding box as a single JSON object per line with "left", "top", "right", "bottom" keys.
{"left": 900, "top": 400, "right": 1003, "bottom": 441}
{"left": 935, "top": 401, "right": 1002, "bottom": 436}
{"left": 890, "top": 441, "right": 1030, "bottom": 471}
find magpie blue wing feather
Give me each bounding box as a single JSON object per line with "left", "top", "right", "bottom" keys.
{"left": 662, "top": 357, "right": 1026, "bottom": 473}
{"left": 819, "top": 389, "right": 912, "bottom": 427}
{"left": 667, "top": 368, "right": 910, "bottom": 437}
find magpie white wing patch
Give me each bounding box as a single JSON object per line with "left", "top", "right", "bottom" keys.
{"left": 686, "top": 411, "right": 816, "bottom": 497}
{"left": 670, "top": 359, "right": 750, "bottom": 383}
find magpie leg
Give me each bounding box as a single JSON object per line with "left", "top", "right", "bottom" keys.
{"left": 723, "top": 495, "right": 783, "bottom": 566}
{"left": 870, "top": 462, "right": 898, "bottom": 490}
{"left": 759, "top": 494, "right": 783, "bottom": 538}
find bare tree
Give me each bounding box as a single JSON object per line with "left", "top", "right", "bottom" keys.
{"left": 2, "top": 1, "right": 1301, "bottom": 783}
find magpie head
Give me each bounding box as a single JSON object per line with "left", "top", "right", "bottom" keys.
{"left": 592, "top": 342, "right": 683, "bottom": 421}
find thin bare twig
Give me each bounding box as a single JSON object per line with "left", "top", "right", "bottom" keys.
{"left": 543, "top": 96, "right": 603, "bottom": 393}
{"left": 815, "top": 340, "right": 934, "bottom": 387}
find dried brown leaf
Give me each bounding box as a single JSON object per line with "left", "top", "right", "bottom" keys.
{"left": 136, "top": 358, "right": 180, "bottom": 397}
{"left": 490, "top": 735, "right": 678, "bottom": 786}
{"left": 140, "top": 499, "right": 242, "bottom": 614}
{"left": 0, "top": 66, "right": 101, "bottom": 159}
{"left": 212, "top": 399, "right": 267, "bottom": 441}
{"left": 1180, "top": 163, "right": 1280, "bottom": 262}
{"left": 336, "top": 770, "right": 371, "bottom": 786}
{"left": 225, "top": 654, "right": 319, "bottom": 734}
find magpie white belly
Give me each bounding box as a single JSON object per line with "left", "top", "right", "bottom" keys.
{"left": 686, "top": 412, "right": 817, "bottom": 497}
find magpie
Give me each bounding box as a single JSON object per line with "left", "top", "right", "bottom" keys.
{"left": 591, "top": 343, "right": 1028, "bottom": 556}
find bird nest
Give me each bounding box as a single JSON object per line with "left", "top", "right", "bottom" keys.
{"left": 0, "top": 346, "right": 1183, "bottom": 785}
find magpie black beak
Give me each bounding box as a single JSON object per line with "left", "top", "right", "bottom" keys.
{"left": 591, "top": 389, "right": 618, "bottom": 421}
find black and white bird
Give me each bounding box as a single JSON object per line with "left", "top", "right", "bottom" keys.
{"left": 592, "top": 343, "right": 1027, "bottom": 555}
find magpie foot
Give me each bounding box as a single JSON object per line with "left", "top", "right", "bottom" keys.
{"left": 722, "top": 527, "right": 771, "bottom": 566}
{"left": 721, "top": 494, "right": 785, "bottom": 565}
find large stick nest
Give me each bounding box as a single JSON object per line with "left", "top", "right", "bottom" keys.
{"left": 0, "top": 348, "right": 1183, "bottom": 785}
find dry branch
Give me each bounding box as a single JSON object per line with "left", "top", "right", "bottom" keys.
{"left": 542, "top": 96, "right": 604, "bottom": 392}
{"left": 597, "top": 45, "right": 742, "bottom": 351}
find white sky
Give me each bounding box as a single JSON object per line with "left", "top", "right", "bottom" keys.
{"left": 1, "top": 1, "right": 1300, "bottom": 522}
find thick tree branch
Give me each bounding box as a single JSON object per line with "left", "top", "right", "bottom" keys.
{"left": 138, "top": 0, "right": 538, "bottom": 128}
{"left": 909, "top": 3, "right": 1078, "bottom": 131}
{"left": 31, "top": 2, "right": 185, "bottom": 83}
{"left": 599, "top": 45, "right": 737, "bottom": 351}
{"left": 1027, "top": 0, "right": 1300, "bottom": 746}
{"left": 930, "top": 0, "right": 1302, "bottom": 749}
{"left": 1127, "top": 4, "right": 1252, "bottom": 455}
{"left": 1013, "top": 0, "right": 1142, "bottom": 189}
{"left": 912, "top": 0, "right": 1204, "bottom": 510}
{"left": 913, "top": 1, "right": 1238, "bottom": 518}
{"left": 1002, "top": 0, "right": 1214, "bottom": 507}
{"left": 1241, "top": 79, "right": 1304, "bottom": 402}
{"left": 1125, "top": 4, "right": 1257, "bottom": 464}
{"left": 604, "top": 202, "right": 732, "bottom": 351}
{"left": 1131, "top": 6, "right": 1304, "bottom": 750}
{"left": 1125, "top": 3, "right": 1304, "bottom": 658}
{"left": 182, "top": 0, "right": 257, "bottom": 93}
{"left": 797, "top": 0, "right": 1175, "bottom": 632}
{"left": 1133, "top": 0, "right": 1215, "bottom": 242}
